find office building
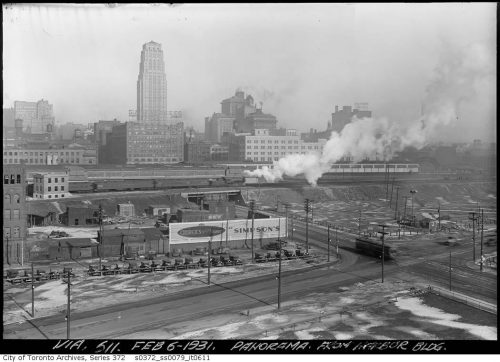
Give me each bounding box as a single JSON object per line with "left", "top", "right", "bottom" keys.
{"left": 243, "top": 129, "right": 326, "bottom": 162}
{"left": 14, "top": 99, "right": 55, "bottom": 134}
{"left": 3, "top": 143, "right": 97, "bottom": 166}
{"left": 137, "top": 41, "right": 168, "bottom": 122}
{"left": 104, "top": 121, "right": 184, "bottom": 165}
{"left": 234, "top": 108, "right": 278, "bottom": 133}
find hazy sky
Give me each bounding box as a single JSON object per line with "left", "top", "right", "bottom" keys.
{"left": 3, "top": 3, "right": 496, "bottom": 142}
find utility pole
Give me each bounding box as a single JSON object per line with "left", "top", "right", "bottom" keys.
{"left": 385, "top": 164, "right": 389, "bottom": 201}
{"left": 402, "top": 196, "right": 409, "bottom": 228}
{"left": 66, "top": 270, "right": 71, "bottom": 339}
{"left": 480, "top": 208, "right": 484, "bottom": 272}
{"left": 250, "top": 200, "right": 255, "bottom": 263}
{"left": 277, "top": 228, "right": 282, "bottom": 310}
{"left": 358, "top": 207, "right": 362, "bottom": 236}
{"left": 469, "top": 212, "right": 477, "bottom": 262}
{"left": 378, "top": 224, "right": 388, "bottom": 283}
{"left": 438, "top": 201, "right": 441, "bottom": 232}
{"left": 327, "top": 224, "right": 331, "bottom": 262}
{"left": 394, "top": 186, "right": 400, "bottom": 220}
{"left": 410, "top": 190, "right": 417, "bottom": 227}
{"left": 208, "top": 228, "right": 212, "bottom": 286}
{"left": 335, "top": 225, "right": 339, "bottom": 258}
{"left": 31, "top": 263, "right": 35, "bottom": 317}
{"left": 389, "top": 176, "right": 395, "bottom": 208}
{"left": 449, "top": 248, "right": 452, "bottom": 291}
{"left": 98, "top": 204, "right": 103, "bottom": 272}
{"left": 304, "top": 199, "right": 311, "bottom": 253}
{"left": 283, "top": 203, "right": 289, "bottom": 242}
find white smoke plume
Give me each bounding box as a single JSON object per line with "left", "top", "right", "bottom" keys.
{"left": 245, "top": 42, "right": 494, "bottom": 186}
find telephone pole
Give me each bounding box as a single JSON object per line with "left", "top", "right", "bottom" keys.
{"left": 327, "top": 224, "right": 331, "bottom": 262}
{"left": 480, "top": 208, "right": 484, "bottom": 272}
{"left": 250, "top": 200, "right": 255, "bottom": 263}
{"left": 449, "top": 248, "right": 452, "bottom": 291}
{"left": 304, "top": 199, "right": 312, "bottom": 253}
{"left": 469, "top": 212, "right": 477, "bottom": 261}
{"left": 394, "top": 186, "right": 400, "bottom": 220}
{"left": 438, "top": 201, "right": 441, "bottom": 232}
{"left": 98, "top": 204, "right": 103, "bottom": 272}
{"left": 389, "top": 177, "right": 395, "bottom": 208}
{"left": 208, "top": 228, "right": 213, "bottom": 286}
{"left": 31, "top": 263, "right": 35, "bottom": 317}
{"left": 378, "top": 224, "right": 388, "bottom": 283}
{"left": 66, "top": 270, "right": 71, "bottom": 339}
{"left": 277, "top": 218, "right": 282, "bottom": 310}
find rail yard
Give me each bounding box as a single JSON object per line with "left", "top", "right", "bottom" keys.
{"left": 3, "top": 163, "right": 497, "bottom": 340}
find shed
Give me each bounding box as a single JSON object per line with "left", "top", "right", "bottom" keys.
{"left": 47, "top": 238, "right": 98, "bottom": 260}
{"left": 146, "top": 205, "right": 171, "bottom": 217}
{"left": 98, "top": 228, "right": 145, "bottom": 259}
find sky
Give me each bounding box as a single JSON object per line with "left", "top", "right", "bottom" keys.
{"left": 2, "top": 3, "right": 496, "bottom": 143}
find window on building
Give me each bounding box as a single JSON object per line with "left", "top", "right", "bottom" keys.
{"left": 48, "top": 178, "right": 51, "bottom": 183}
{"left": 14, "top": 194, "right": 19, "bottom": 204}
{"left": 61, "top": 186, "right": 65, "bottom": 191}
{"left": 61, "top": 194, "right": 64, "bottom": 198}
{"left": 55, "top": 178, "right": 58, "bottom": 183}
{"left": 13, "top": 210, "right": 19, "bottom": 219}
{"left": 48, "top": 186, "right": 51, "bottom": 192}
{"left": 55, "top": 195, "right": 58, "bottom": 198}
{"left": 16, "top": 174, "right": 21, "bottom": 184}
{"left": 61, "top": 177, "right": 65, "bottom": 182}
{"left": 13, "top": 226, "right": 20, "bottom": 238}
{"left": 4, "top": 175, "right": 9, "bottom": 184}
{"left": 54, "top": 186, "right": 58, "bottom": 191}
{"left": 4, "top": 227, "right": 11, "bottom": 238}
{"left": 4, "top": 194, "right": 11, "bottom": 204}
{"left": 10, "top": 175, "right": 15, "bottom": 184}
{"left": 4, "top": 210, "right": 11, "bottom": 220}
{"left": 48, "top": 195, "right": 52, "bottom": 199}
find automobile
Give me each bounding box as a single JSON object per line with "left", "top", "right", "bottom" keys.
{"left": 198, "top": 258, "right": 209, "bottom": 268}
{"left": 48, "top": 271, "right": 61, "bottom": 279}
{"left": 254, "top": 253, "right": 266, "bottom": 263}
{"left": 49, "top": 231, "right": 70, "bottom": 238}
{"left": 139, "top": 262, "right": 153, "bottom": 273}
{"left": 444, "top": 236, "right": 457, "bottom": 246}
{"left": 184, "top": 257, "right": 197, "bottom": 269}
{"left": 87, "top": 265, "right": 101, "bottom": 276}
{"left": 210, "top": 257, "right": 223, "bottom": 267}
{"left": 125, "top": 262, "right": 139, "bottom": 274}
{"left": 229, "top": 255, "right": 243, "bottom": 265}
{"left": 150, "top": 260, "right": 163, "bottom": 272}
{"left": 36, "top": 269, "right": 49, "bottom": 281}
{"left": 283, "top": 249, "right": 295, "bottom": 259}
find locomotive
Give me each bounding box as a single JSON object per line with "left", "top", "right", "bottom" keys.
{"left": 354, "top": 236, "right": 397, "bottom": 260}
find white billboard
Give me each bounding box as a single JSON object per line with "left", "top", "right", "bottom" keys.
{"left": 169, "top": 218, "right": 287, "bottom": 245}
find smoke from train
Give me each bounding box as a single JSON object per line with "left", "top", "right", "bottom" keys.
{"left": 245, "top": 43, "right": 494, "bottom": 186}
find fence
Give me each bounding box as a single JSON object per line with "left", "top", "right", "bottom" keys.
{"left": 428, "top": 284, "right": 497, "bottom": 315}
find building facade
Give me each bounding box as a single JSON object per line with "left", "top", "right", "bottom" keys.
{"left": 221, "top": 90, "right": 256, "bottom": 119}
{"left": 204, "top": 113, "right": 236, "bottom": 143}
{"left": 33, "top": 171, "right": 69, "bottom": 199}
{"left": 3, "top": 164, "right": 27, "bottom": 264}
{"left": 243, "top": 129, "right": 327, "bottom": 162}
{"left": 234, "top": 108, "right": 278, "bottom": 133}
{"left": 104, "top": 121, "right": 184, "bottom": 165}
{"left": 3, "top": 144, "right": 97, "bottom": 166}
{"left": 330, "top": 105, "right": 372, "bottom": 133}
{"left": 184, "top": 141, "right": 211, "bottom": 164}
{"left": 14, "top": 99, "right": 55, "bottom": 134}
{"left": 137, "top": 41, "right": 168, "bottom": 122}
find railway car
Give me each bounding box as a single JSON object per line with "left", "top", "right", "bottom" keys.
{"left": 355, "top": 236, "right": 397, "bottom": 260}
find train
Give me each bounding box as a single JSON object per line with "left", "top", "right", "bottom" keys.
{"left": 354, "top": 236, "right": 397, "bottom": 260}
{"left": 68, "top": 177, "right": 246, "bottom": 193}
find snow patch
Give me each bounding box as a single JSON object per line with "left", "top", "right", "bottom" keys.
{"left": 395, "top": 297, "right": 497, "bottom": 340}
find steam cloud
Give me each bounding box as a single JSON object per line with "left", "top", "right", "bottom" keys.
{"left": 245, "top": 43, "right": 494, "bottom": 186}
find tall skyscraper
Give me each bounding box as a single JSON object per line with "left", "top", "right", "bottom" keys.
{"left": 137, "top": 41, "right": 168, "bottom": 122}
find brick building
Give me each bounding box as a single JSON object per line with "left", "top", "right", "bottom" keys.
{"left": 33, "top": 170, "right": 69, "bottom": 199}
{"left": 3, "top": 164, "right": 27, "bottom": 264}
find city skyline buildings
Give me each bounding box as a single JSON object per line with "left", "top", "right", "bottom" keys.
{"left": 2, "top": 4, "right": 496, "bottom": 143}
{"left": 136, "top": 41, "right": 168, "bottom": 122}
